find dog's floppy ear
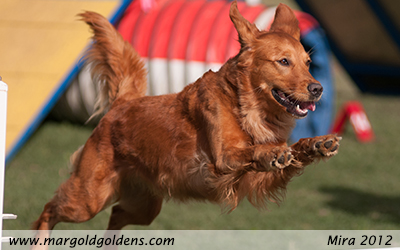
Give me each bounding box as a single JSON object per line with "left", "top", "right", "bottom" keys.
{"left": 269, "top": 3, "right": 300, "bottom": 41}
{"left": 230, "top": 0, "right": 259, "bottom": 47}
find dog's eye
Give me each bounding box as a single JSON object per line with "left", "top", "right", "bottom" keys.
{"left": 278, "top": 58, "right": 289, "bottom": 66}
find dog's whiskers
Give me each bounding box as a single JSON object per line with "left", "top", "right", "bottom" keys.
{"left": 286, "top": 92, "right": 297, "bottom": 100}
{"left": 307, "top": 46, "right": 316, "bottom": 56}
{"left": 253, "top": 86, "right": 264, "bottom": 94}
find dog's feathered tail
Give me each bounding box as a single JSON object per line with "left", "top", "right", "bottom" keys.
{"left": 79, "top": 11, "right": 147, "bottom": 120}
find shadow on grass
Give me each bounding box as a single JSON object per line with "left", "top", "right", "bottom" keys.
{"left": 319, "top": 186, "right": 400, "bottom": 224}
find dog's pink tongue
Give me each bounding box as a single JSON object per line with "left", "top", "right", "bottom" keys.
{"left": 301, "top": 101, "right": 316, "bottom": 111}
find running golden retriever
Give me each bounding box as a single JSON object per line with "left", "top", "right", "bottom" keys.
{"left": 33, "top": 1, "right": 340, "bottom": 232}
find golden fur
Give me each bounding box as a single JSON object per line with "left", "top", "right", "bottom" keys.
{"left": 33, "top": 1, "right": 340, "bottom": 232}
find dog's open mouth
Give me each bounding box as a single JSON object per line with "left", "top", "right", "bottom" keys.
{"left": 272, "top": 89, "right": 316, "bottom": 118}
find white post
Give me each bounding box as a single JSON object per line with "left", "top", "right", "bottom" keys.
{"left": 0, "top": 78, "right": 8, "bottom": 249}
{"left": 0, "top": 78, "right": 16, "bottom": 247}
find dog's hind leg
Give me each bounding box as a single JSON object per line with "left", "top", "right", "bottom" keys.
{"left": 101, "top": 194, "right": 161, "bottom": 250}
{"left": 32, "top": 136, "right": 119, "bottom": 231}
{"left": 32, "top": 175, "right": 117, "bottom": 231}
{"left": 107, "top": 187, "right": 163, "bottom": 230}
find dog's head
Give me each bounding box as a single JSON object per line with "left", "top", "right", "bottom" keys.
{"left": 230, "top": 1, "right": 322, "bottom": 119}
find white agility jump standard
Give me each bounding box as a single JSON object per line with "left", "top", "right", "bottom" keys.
{"left": 0, "top": 78, "right": 17, "bottom": 248}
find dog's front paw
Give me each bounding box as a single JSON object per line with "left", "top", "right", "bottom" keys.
{"left": 311, "top": 134, "right": 341, "bottom": 157}
{"left": 271, "top": 146, "right": 295, "bottom": 169}
{"left": 254, "top": 145, "right": 297, "bottom": 171}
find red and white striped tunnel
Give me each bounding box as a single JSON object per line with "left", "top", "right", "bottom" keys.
{"left": 52, "top": 0, "right": 319, "bottom": 124}
{"left": 117, "top": 0, "right": 319, "bottom": 96}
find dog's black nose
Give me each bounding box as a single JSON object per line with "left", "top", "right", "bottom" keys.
{"left": 308, "top": 83, "right": 323, "bottom": 98}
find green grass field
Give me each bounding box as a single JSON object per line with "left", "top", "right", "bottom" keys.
{"left": 3, "top": 63, "right": 400, "bottom": 230}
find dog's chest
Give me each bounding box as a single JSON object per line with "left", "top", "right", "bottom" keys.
{"left": 241, "top": 109, "right": 278, "bottom": 144}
